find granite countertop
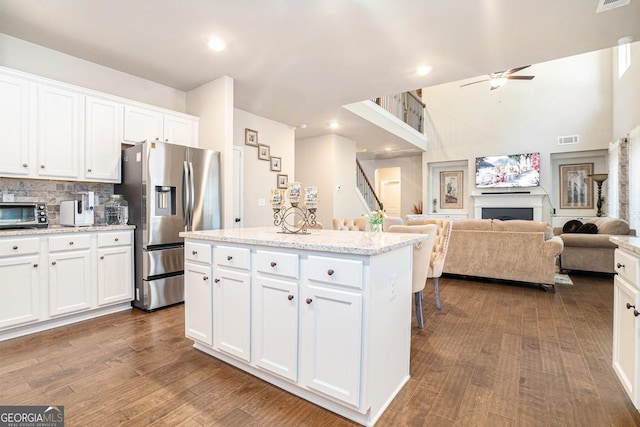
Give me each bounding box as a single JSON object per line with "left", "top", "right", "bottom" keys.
{"left": 180, "top": 227, "right": 427, "bottom": 256}
{"left": 0, "top": 224, "right": 135, "bottom": 237}
{"left": 610, "top": 236, "right": 640, "bottom": 257}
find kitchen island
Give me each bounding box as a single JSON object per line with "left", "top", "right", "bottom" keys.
{"left": 179, "top": 227, "right": 427, "bottom": 426}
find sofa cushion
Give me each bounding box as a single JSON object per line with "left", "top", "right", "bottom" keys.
{"left": 587, "top": 217, "right": 631, "bottom": 235}
{"left": 491, "top": 219, "right": 554, "bottom": 240}
{"left": 563, "top": 219, "right": 583, "bottom": 233}
{"left": 450, "top": 219, "right": 492, "bottom": 231}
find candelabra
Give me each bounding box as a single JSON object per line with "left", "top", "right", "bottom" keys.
{"left": 588, "top": 173, "right": 608, "bottom": 217}
{"left": 271, "top": 183, "right": 318, "bottom": 234}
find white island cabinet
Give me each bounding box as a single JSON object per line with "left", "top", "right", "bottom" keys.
{"left": 611, "top": 236, "right": 640, "bottom": 411}
{"left": 180, "top": 227, "right": 426, "bottom": 426}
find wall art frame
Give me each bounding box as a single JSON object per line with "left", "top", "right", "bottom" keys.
{"left": 258, "top": 144, "right": 270, "bottom": 160}
{"left": 440, "top": 170, "right": 463, "bottom": 209}
{"left": 277, "top": 174, "right": 288, "bottom": 189}
{"left": 270, "top": 156, "right": 281, "bottom": 172}
{"left": 245, "top": 128, "right": 258, "bottom": 146}
{"left": 559, "top": 163, "right": 594, "bottom": 209}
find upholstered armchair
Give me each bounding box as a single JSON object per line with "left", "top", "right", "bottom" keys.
{"left": 332, "top": 218, "right": 367, "bottom": 231}
{"left": 406, "top": 218, "right": 453, "bottom": 310}
{"left": 383, "top": 216, "right": 404, "bottom": 231}
{"left": 388, "top": 224, "right": 437, "bottom": 328}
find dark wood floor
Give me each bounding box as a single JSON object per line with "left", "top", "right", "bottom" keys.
{"left": 2, "top": 273, "right": 639, "bottom": 426}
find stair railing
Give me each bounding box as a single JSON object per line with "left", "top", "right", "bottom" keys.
{"left": 356, "top": 159, "right": 383, "bottom": 212}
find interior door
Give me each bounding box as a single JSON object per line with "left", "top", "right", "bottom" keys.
{"left": 188, "top": 147, "right": 221, "bottom": 231}
{"left": 381, "top": 180, "right": 401, "bottom": 217}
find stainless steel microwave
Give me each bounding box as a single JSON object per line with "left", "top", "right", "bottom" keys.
{"left": 0, "top": 202, "right": 49, "bottom": 229}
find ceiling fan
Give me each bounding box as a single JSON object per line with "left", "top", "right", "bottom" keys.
{"left": 460, "top": 65, "right": 535, "bottom": 90}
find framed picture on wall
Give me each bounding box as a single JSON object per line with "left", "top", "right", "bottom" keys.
{"left": 559, "top": 163, "right": 594, "bottom": 209}
{"left": 277, "top": 174, "right": 288, "bottom": 189}
{"left": 245, "top": 128, "right": 258, "bottom": 146}
{"left": 270, "top": 156, "right": 281, "bottom": 172}
{"left": 440, "top": 170, "right": 463, "bottom": 209}
{"left": 258, "top": 144, "right": 270, "bottom": 160}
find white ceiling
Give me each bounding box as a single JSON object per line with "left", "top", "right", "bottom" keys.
{"left": 1, "top": 0, "right": 638, "bottom": 153}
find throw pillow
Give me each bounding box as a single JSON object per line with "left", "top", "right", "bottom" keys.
{"left": 578, "top": 223, "right": 598, "bottom": 234}
{"left": 592, "top": 218, "right": 630, "bottom": 235}
{"left": 563, "top": 219, "right": 583, "bottom": 233}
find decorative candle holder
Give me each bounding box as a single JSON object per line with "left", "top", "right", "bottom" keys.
{"left": 272, "top": 184, "right": 318, "bottom": 234}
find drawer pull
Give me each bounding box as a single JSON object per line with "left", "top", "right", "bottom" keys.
{"left": 33, "top": 263, "right": 38, "bottom": 268}
{"left": 192, "top": 250, "right": 198, "bottom": 255}
{"left": 51, "top": 261, "right": 57, "bottom": 266}
{"left": 12, "top": 245, "right": 18, "bottom": 250}
{"left": 327, "top": 269, "right": 335, "bottom": 276}
{"left": 100, "top": 256, "right": 104, "bottom": 260}
{"left": 306, "top": 298, "right": 313, "bottom": 304}
{"left": 270, "top": 261, "right": 277, "bottom": 267}
{"left": 214, "top": 278, "right": 220, "bottom": 283}
{"left": 627, "top": 303, "right": 636, "bottom": 309}
{"left": 288, "top": 295, "right": 294, "bottom": 301}
{"left": 617, "top": 262, "right": 625, "bottom": 269}
{"left": 203, "top": 276, "right": 209, "bottom": 281}
{"left": 227, "top": 255, "right": 233, "bottom": 261}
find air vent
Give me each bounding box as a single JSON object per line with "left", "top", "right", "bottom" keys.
{"left": 558, "top": 135, "right": 579, "bottom": 145}
{"left": 596, "top": 0, "right": 630, "bottom": 13}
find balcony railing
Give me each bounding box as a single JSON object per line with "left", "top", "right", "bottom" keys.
{"left": 372, "top": 91, "right": 425, "bottom": 133}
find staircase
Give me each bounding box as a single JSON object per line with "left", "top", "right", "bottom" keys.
{"left": 356, "top": 159, "right": 383, "bottom": 212}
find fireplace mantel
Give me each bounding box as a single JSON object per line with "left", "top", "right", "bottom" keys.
{"left": 471, "top": 193, "right": 546, "bottom": 221}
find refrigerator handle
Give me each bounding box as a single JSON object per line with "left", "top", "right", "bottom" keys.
{"left": 181, "top": 161, "right": 190, "bottom": 227}
{"left": 189, "top": 161, "right": 195, "bottom": 229}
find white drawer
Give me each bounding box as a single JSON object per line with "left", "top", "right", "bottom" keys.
{"left": 215, "top": 245, "right": 250, "bottom": 270}
{"left": 185, "top": 241, "right": 212, "bottom": 264}
{"left": 615, "top": 249, "right": 640, "bottom": 287}
{"left": 49, "top": 234, "right": 91, "bottom": 252}
{"left": 307, "top": 255, "right": 363, "bottom": 290}
{"left": 0, "top": 237, "right": 40, "bottom": 257}
{"left": 256, "top": 250, "right": 299, "bottom": 279}
{"left": 98, "top": 231, "right": 132, "bottom": 248}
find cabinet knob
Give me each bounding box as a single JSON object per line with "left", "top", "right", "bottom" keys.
{"left": 635, "top": 310, "right": 640, "bottom": 317}
{"left": 155, "top": 137, "right": 160, "bottom": 141}
{"left": 87, "top": 168, "right": 92, "bottom": 172}
{"left": 22, "top": 163, "right": 28, "bottom": 168}
{"left": 40, "top": 165, "right": 45, "bottom": 169}
{"left": 33, "top": 263, "right": 38, "bottom": 268}
{"left": 114, "top": 237, "right": 119, "bottom": 242}
{"left": 617, "top": 262, "right": 625, "bottom": 269}
{"left": 192, "top": 250, "right": 198, "bottom": 255}
{"left": 12, "top": 245, "right": 18, "bottom": 250}
{"left": 203, "top": 276, "right": 209, "bottom": 281}
{"left": 327, "top": 269, "right": 335, "bottom": 276}
{"left": 627, "top": 303, "right": 636, "bottom": 310}
{"left": 51, "top": 261, "right": 57, "bottom": 265}
{"left": 306, "top": 298, "right": 312, "bottom": 304}
{"left": 165, "top": 139, "right": 168, "bottom": 142}
{"left": 69, "top": 241, "right": 74, "bottom": 245}
{"left": 100, "top": 256, "right": 104, "bottom": 260}
{"left": 214, "top": 278, "right": 220, "bottom": 283}
{"left": 227, "top": 255, "right": 233, "bottom": 261}
{"left": 288, "top": 295, "right": 294, "bottom": 301}
{"left": 270, "top": 261, "right": 277, "bottom": 267}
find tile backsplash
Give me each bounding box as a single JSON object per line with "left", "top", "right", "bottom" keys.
{"left": 0, "top": 178, "right": 114, "bottom": 225}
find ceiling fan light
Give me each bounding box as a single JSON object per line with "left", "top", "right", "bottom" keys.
{"left": 491, "top": 77, "right": 508, "bottom": 88}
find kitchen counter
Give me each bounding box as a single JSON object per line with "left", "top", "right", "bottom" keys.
{"left": 179, "top": 226, "right": 426, "bottom": 255}
{"left": 610, "top": 236, "right": 640, "bottom": 257}
{"left": 0, "top": 224, "right": 135, "bottom": 237}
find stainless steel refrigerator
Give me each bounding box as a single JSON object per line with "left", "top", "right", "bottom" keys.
{"left": 117, "top": 141, "right": 221, "bottom": 311}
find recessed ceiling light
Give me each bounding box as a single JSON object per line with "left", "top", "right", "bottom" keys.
{"left": 298, "top": 124, "right": 307, "bottom": 129}
{"left": 417, "top": 65, "right": 432, "bottom": 76}
{"left": 329, "top": 122, "right": 339, "bottom": 129}
{"left": 207, "top": 37, "right": 226, "bottom": 52}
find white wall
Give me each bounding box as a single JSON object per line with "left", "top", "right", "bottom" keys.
{"left": 0, "top": 34, "right": 186, "bottom": 111}
{"left": 234, "top": 109, "right": 295, "bottom": 227}
{"left": 613, "top": 41, "right": 640, "bottom": 139}
{"left": 422, "top": 48, "right": 614, "bottom": 220}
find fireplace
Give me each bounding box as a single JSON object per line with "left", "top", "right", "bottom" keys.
{"left": 482, "top": 207, "right": 534, "bottom": 221}
{"left": 471, "top": 193, "right": 545, "bottom": 222}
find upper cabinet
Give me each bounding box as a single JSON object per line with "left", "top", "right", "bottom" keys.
{"left": 124, "top": 105, "right": 197, "bottom": 147}
{"left": 0, "top": 67, "right": 199, "bottom": 183}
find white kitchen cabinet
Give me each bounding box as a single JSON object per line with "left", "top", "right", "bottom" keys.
{"left": 0, "top": 73, "right": 32, "bottom": 177}
{"left": 0, "top": 237, "right": 42, "bottom": 330}
{"left": 612, "top": 246, "right": 640, "bottom": 410}
{"left": 85, "top": 96, "right": 123, "bottom": 182}
{"left": 213, "top": 245, "right": 252, "bottom": 362}
{"left": 36, "top": 84, "right": 82, "bottom": 179}
{"left": 185, "top": 262, "right": 214, "bottom": 346}
{"left": 48, "top": 234, "right": 93, "bottom": 317}
{"left": 124, "top": 105, "right": 198, "bottom": 147}
{"left": 97, "top": 231, "right": 133, "bottom": 306}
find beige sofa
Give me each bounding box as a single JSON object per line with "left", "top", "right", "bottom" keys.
{"left": 438, "top": 219, "right": 564, "bottom": 292}
{"left": 555, "top": 217, "right": 636, "bottom": 274}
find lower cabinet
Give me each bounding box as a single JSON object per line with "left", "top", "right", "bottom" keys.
{"left": 97, "top": 232, "right": 133, "bottom": 306}
{"left": 185, "top": 262, "right": 213, "bottom": 346}
{"left": 0, "top": 254, "right": 42, "bottom": 329}
{"left": 213, "top": 267, "right": 251, "bottom": 362}
{"left": 48, "top": 235, "right": 93, "bottom": 317}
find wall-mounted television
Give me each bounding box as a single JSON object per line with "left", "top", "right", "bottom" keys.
{"left": 475, "top": 152, "right": 540, "bottom": 188}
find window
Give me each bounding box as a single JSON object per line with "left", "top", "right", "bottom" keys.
{"left": 618, "top": 42, "right": 631, "bottom": 78}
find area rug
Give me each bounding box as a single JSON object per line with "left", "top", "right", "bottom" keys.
{"left": 554, "top": 272, "right": 573, "bottom": 286}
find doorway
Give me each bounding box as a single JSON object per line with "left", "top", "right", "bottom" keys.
{"left": 376, "top": 167, "right": 401, "bottom": 217}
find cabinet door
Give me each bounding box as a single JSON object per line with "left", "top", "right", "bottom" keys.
{"left": 37, "top": 84, "right": 81, "bottom": 179}
{"left": 97, "top": 246, "right": 133, "bottom": 306}
{"left": 301, "top": 285, "right": 362, "bottom": 406}
{"left": 123, "top": 105, "right": 163, "bottom": 143}
{"left": 214, "top": 268, "right": 251, "bottom": 362}
{"left": 185, "top": 262, "right": 213, "bottom": 346}
{"left": 163, "top": 114, "right": 197, "bottom": 147}
{"left": 48, "top": 250, "right": 92, "bottom": 316}
{"left": 613, "top": 276, "right": 640, "bottom": 407}
{"left": 255, "top": 276, "right": 298, "bottom": 381}
{"left": 85, "top": 96, "right": 122, "bottom": 182}
{"left": 0, "top": 255, "right": 41, "bottom": 329}
{"left": 0, "top": 74, "right": 32, "bottom": 177}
